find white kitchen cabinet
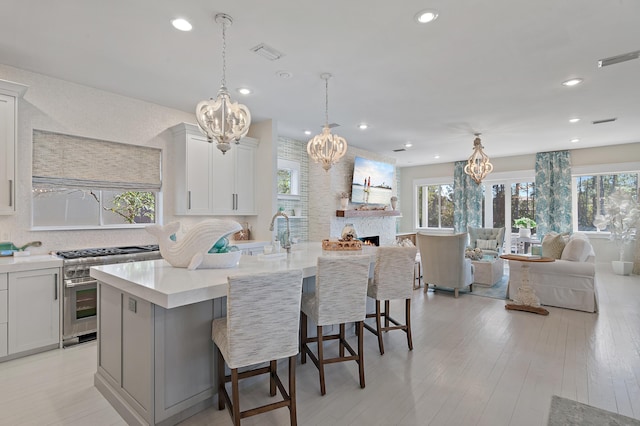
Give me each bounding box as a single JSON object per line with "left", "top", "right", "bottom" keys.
{"left": 172, "top": 122, "right": 258, "bottom": 216}
{"left": 0, "top": 79, "right": 27, "bottom": 215}
{"left": 7, "top": 268, "right": 60, "bottom": 355}
{"left": 0, "top": 273, "right": 7, "bottom": 357}
{"left": 212, "top": 140, "right": 257, "bottom": 215}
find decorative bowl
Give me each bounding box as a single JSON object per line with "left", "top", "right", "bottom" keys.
{"left": 199, "top": 250, "right": 242, "bottom": 269}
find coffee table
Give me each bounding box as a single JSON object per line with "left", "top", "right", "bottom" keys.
{"left": 471, "top": 256, "right": 504, "bottom": 287}
{"left": 500, "top": 254, "right": 554, "bottom": 315}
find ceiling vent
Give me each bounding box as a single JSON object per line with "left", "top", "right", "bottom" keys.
{"left": 598, "top": 50, "right": 639, "bottom": 67}
{"left": 592, "top": 118, "right": 617, "bottom": 125}
{"left": 393, "top": 148, "right": 406, "bottom": 152}
{"left": 250, "top": 43, "right": 284, "bottom": 61}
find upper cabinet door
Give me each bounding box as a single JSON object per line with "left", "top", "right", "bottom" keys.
{"left": 233, "top": 143, "right": 256, "bottom": 215}
{"left": 0, "top": 94, "right": 16, "bottom": 215}
{"left": 185, "top": 134, "right": 213, "bottom": 215}
{"left": 0, "top": 80, "right": 27, "bottom": 216}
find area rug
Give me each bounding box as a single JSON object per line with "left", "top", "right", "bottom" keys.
{"left": 547, "top": 395, "right": 640, "bottom": 426}
{"left": 426, "top": 275, "right": 509, "bottom": 300}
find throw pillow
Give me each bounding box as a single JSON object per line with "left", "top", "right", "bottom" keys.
{"left": 560, "top": 238, "right": 591, "bottom": 262}
{"left": 476, "top": 239, "right": 497, "bottom": 250}
{"left": 542, "top": 233, "right": 566, "bottom": 259}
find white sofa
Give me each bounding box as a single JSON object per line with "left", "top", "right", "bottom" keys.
{"left": 507, "top": 233, "right": 598, "bottom": 313}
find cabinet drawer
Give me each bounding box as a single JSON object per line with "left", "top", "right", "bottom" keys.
{"left": 0, "top": 290, "right": 6, "bottom": 323}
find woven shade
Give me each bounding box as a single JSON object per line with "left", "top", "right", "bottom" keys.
{"left": 32, "top": 130, "right": 161, "bottom": 191}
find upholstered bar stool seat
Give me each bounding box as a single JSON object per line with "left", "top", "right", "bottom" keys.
{"left": 300, "top": 255, "right": 371, "bottom": 396}
{"left": 212, "top": 269, "right": 303, "bottom": 426}
{"left": 364, "top": 246, "right": 417, "bottom": 355}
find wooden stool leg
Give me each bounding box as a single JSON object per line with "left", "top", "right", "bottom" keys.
{"left": 231, "top": 368, "right": 241, "bottom": 426}
{"left": 289, "top": 355, "right": 297, "bottom": 426}
{"left": 270, "top": 360, "right": 277, "bottom": 396}
{"left": 405, "top": 298, "right": 413, "bottom": 351}
{"left": 317, "top": 326, "right": 326, "bottom": 396}
{"left": 375, "top": 300, "right": 384, "bottom": 355}
{"left": 217, "top": 347, "right": 225, "bottom": 410}
{"left": 339, "top": 323, "right": 345, "bottom": 357}
{"left": 300, "top": 312, "right": 307, "bottom": 364}
{"left": 357, "top": 321, "right": 365, "bottom": 388}
{"left": 384, "top": 300, "right": 390, "bottom": 328}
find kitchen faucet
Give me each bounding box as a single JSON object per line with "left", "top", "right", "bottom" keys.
{"left": 269, "top": 211, "right": 291, "bottom": 253}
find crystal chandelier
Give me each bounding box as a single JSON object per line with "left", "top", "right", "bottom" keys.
{"left": 195, "top": 13, "right": 251, "bottom": 155}
{"left": 464, "top": 133, "right": 493, "bottom": 184}
{"left": 307, "top": 73, "right": 348, "bottom": 171}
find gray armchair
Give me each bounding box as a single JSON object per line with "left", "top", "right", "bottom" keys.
{"left": 417, "top": 233, "right": 474, "bottom": 298}
{"left": 467, "top": 226, "right": 505, "bottom": 258}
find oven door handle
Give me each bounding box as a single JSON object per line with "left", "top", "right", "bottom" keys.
{"left": 65, "top": 278, "right": 98, "bottom": 288}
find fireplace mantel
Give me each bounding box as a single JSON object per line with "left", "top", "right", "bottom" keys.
{"left": 336, "top": 209, "right": 401, "bottom": 218}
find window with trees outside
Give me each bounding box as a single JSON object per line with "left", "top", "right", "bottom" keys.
{"left": 416, "top": 184, "right": 454, "bottom": 228}
{"left": 574, "top": 172, "right": 639, "bottom": 231}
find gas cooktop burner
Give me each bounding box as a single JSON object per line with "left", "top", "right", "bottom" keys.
{"left": 57, "top": 245, "right": 159, "bottom": 259}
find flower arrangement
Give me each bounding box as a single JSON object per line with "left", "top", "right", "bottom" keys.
{"left": 593, "top": 189, "right": 639, "bottom": 261}
{"left": 390, "top": 196, "right": 398, "bottom": 202}
{"left": 514, "top": 217, "right": 537, "bottom": 229}
{"left": 340, "top": 191, "right": 349, "bottom": 199}
{"left": 465, "top": 247, "right": 483, "bottom": 261}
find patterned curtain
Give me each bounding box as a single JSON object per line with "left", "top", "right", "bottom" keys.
{"left": 534, "top": 151, "right": 572, "bottom": 237}
{"left": 453, "top": 161, "right": 483, "bottom": 233}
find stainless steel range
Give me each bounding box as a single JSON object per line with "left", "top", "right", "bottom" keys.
{"left": 57, "top": 245, "right": 161, "bottom": 346}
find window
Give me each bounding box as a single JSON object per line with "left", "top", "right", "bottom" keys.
{"left": 417, "top": 184, "right": 453, "bottom": 228}
{"left": 31, "top": 130, "right": 162, "bottom": 230}
{"left": 277, "top": 159, "right": 300, "bottom": 200}
{"left": 511, "top": 182, "right": 536, "bottom": 232}
{"left": 32, "top": 188, "right": 157, "bottom": 228}
{"left": 574, "top": 172, "right": 639, "bottom": 231}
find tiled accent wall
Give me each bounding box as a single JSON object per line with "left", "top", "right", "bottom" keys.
{"left": 276, "top": 137, "right": 309, "bottom": 243}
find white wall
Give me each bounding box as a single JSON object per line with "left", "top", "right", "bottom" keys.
{"left": 0, "top": 64, "right": 273, "bottom": 253}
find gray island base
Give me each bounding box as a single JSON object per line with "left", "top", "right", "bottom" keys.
{"left": 90, "top": 242, "right": 376, "bottom": 425}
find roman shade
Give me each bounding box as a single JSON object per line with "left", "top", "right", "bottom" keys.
{"left": 32, "top": 129, "right": 161, "bottom": 191}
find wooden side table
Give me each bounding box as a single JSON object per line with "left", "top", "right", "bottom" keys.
{"left": 500, "top": 254, "right": 554, "bottom": 315}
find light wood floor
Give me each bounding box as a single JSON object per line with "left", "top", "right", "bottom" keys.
{"left": 1, "top": 264, "right": 639, "bottom": 426}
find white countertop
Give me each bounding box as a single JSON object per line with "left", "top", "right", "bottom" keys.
{"left": 0, "top": 254, "right": 63, "bottom": 273}
{"left": 90, "top": 242, "right": 376, "bottom": 309}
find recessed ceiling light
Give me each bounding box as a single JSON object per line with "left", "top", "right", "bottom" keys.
{"left": 304, "top": 130, "right": 311, "bottom": 135}
{"left": 434, "top": 154, "right": 440, "bottom": 159}
{"left": 237, "top": 88, "right": 251, "bottom": 95}
{"left": 404, "top": 142, "right": 413, "bottom": 148}
{"left": 171, "top": 18, "right": 192, "bottom": 32}
{"left": 569, "top": 118, "right": 581, "bottom": 123}
{"left": 276, "top": 70, "right": 293, "bottom": 79}
{"left": 562, "top": 78, "right": 583, "bottom": 87}
{"left": 358, "top": 123, "right": 368, "bottom": 130}
{"left": 571, "top": 138, "right": 580, "bottom": 143}
{"left": 414, "top": 9, "right": 439, "bottom": 24}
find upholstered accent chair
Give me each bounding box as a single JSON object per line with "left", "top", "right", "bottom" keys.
{"left": 467, "top": 226, "right": 506, "bottom": 257}
{"left": 417, "top": 233, "right": 474, "bottom": 298}
{"left": 212, "top": 269, "right": 303, "bottom": 426}
{"left": 364, "top": 246, "right": 417, "bottom": 355}
{"left": 300, "top": 255, "right": 370, "bottom": 395}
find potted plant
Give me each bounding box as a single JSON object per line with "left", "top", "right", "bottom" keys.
{"left": 514, "top": 217, "right": 537, "bottom": 238}
{"left": 594, "top": 190, "right": 639, "bottom": 275}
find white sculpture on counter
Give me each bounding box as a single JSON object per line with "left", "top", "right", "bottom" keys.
{"left": 146, "top": 219, "right": 241, "bottom": 270}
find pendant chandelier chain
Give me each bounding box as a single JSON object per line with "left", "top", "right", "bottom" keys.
{"left": 324, "top": 77, "right": 329, "bottom": 126}
{"left": 220, "top": 20, "right": 227, "bottom": 88}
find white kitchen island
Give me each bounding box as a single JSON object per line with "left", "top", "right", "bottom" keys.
{"left": 90, "top": 242, "right": 375, "bottom": 426}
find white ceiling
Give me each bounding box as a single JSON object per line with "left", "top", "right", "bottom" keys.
{"left": 2, "top": 0, "right": 639, "bottom": 167}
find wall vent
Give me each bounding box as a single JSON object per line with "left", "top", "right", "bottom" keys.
{"left": 592, "top": 118, "right": 617, "bottom": 125}
{"left": 250, "top": 43, "right": 284, "bottom": 61}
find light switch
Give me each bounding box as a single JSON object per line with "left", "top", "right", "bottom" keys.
{"left": 128, "top": 297, "right": 137, "bottom": 313}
